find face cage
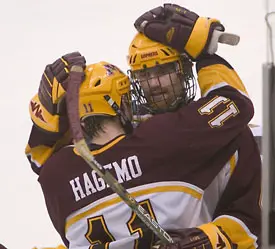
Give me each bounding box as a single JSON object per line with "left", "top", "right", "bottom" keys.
{"left": 128, "top": 60, "right": 196, "bottom": 115}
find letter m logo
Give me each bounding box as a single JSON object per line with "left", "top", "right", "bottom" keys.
{"left": 30, "top": 101, "right": 45, "bottom": 122}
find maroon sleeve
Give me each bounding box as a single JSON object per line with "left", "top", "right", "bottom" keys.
{"left": 136, "top": 86, "right": 254, "bottom": 177}
{"left": 25, "top": 124, "right": 71, "bottom": 175}
{"left": 135, "top": 54, "right": 253, "bottom": 171}
{"left": 38, "top": 152, "right": 70, "bottom": 247}
{"left": 213, "top": 128, "right": 261, "bottom": 248}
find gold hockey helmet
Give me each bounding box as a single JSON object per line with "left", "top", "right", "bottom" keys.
{"left": 127, "top": 33, "right": 196, "bottom": 113}
{"left": 79, "top": 62, "right": 131, "bottom": 120}
{"left": 128, "top": 32, "right": 181, "bottom": 71}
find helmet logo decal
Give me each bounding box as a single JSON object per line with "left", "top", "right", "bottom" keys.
{"left": 104, "top": 64, "right": 122, "bottom": 76}
{"left": 30, "top": 101, "right": 45, "bottom": 122}
{"left": 141, "top": 51, "right": 158, "bottom": 59}
{"left": 83, "top": 103, "right": 93, "bottom": 113}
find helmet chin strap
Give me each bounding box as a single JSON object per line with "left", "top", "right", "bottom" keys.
{"left": 104, "top": 95, "right": 133, "bottom": 134}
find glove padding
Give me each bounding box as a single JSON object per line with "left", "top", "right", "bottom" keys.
{"left": 134, "top": 4, "right": 224, "bottom": 60}
{"left": 156, "top": 223, "right": 236, "bottom": 249}
{"left": 30, "top": 52, "right": 86, "bottom": 133}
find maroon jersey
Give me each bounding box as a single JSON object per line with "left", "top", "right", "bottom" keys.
{"left": 26, "top": 55, "right": 261, "bottom": 249}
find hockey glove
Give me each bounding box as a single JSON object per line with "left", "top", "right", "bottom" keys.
{"left": 134, "top": 4, "right": 224, "bottom": 60}
{"left": 156, "top": 223, "right": 236, "bottom": 249}
{"left": 30, "top": 52, "right": 86, "bottom": 133}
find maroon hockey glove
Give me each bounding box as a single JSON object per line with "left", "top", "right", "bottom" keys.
{"left": 30, "top": 52, "right": 86, "bottom": 134}
{"left": 38, "top": 52, "right": 86, "bottom": 116}
{"left": 134, "top": 4, "right": 224, "bottom": 60}
{"left": 156, "top": 224, "right": 236, "bottom": 249}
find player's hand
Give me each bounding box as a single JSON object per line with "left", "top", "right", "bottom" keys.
{"left": 155, "top": 223, "right": 236, "bottom": 249}
{"left": 134, "top": 4, "right": 224, "bottom": 60}
{"left": 30, "top": 52, "right": 86, "bottom": 133}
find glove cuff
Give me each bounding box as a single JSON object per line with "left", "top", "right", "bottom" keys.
{"left": 29, "top": 94, "right": 63, "bottom": 133}
{"left": 184, "top": 17, "right": 222, "bottom": 59}
{"left": 198, "top": 223, "right": 233, "bottom": 249}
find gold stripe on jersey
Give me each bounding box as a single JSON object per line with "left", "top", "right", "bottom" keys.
{"left": 213, "top": 215, "right": 258, "bottom": 249}
{"left": 25, "top": 131, "right": 71, "bottom": 169}
{"left": 229, "top": 151, "right": 238, "bottom": 175}
{"left": 197, "top": 64, "right": 248, "bottom": 97}
{"left": 25, "top": 144, "right": 55, "bottom": 168}
{"left": 65, "top": 184, "right": 202, "bottom": 232}
{"left": 73, "top": 135, "right": 126, "bottom": 156}
{"left": 105, "top": 242, "right": 110, "bottom": 249}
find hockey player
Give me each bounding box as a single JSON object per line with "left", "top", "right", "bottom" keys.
{"left": 127, "top": 3, "right": 262, "bottom": 249}
{"left": 25, "top": 5, "right": 261, "bottom": 249}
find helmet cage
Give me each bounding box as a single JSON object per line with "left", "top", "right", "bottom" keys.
{"left": 129, "top": 58, "right": 196, "bottom": 114}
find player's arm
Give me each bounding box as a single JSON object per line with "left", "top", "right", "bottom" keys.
{"left": 133, "top": 2, "right": 247, "bottom": 92}
{"left": 156, "top": 156, "right": 261, "bottom": 249}
{"left": 196, "top": 52, "right": 248, "bottom": 98}
{"left": 133, "top": 2, "right": 253, "bottom": 121}
{"left": 25, "top": 52, "right": 86, "bottom": 175}
{"left": 211, "top": 133, "right": 261, "bottom": 249}
{"left": 163, "top": 58, "right": 261, "bottom": 249}
{"left": 25, "top": 123, "right": 71, "bottom": 175}
{"left": 133, "top": 2, "right": 251, "bottom": 112}
{"left": 154, "top": 139, "right": 260, "bottom": 249}
{"left": 38, "top": 155, "right": 70, "bottom": 247}
{"left": 144, "top": 54, "right": 253, "bottom": 171}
